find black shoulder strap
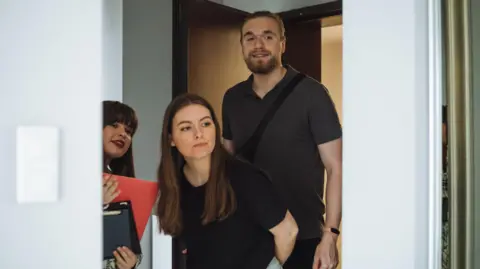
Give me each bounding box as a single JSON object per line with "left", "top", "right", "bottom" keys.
{"left": 236, "top": 73, "right": 306, "bottom": 162}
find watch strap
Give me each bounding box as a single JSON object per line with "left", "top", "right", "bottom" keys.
{"left": 324, "top": 227, "right": 340, "bottom": 235}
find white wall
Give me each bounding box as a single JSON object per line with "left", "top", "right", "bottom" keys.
{"left": 123, "top": 0, "right": 173, "bottom": 268}
{"left": 215, "top": 0, "right": 336, "bottom": 13}
{"left": 0, "top": 1, "right": 103, "bottom": 269}
{"left": 103, "top": 0, "right": 123, "bottom": 101}
{"left": 342, "top": 0, "right": 433, "bottom": 268}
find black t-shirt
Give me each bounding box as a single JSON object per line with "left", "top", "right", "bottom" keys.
{"left": 222, "top": 66, "right": 342, "bottom": 239}
{"left": 179, "top": 158, "right": 287, "bottom": 269}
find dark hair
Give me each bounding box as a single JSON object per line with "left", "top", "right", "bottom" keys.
{"left": 156, "top": 93, "right": 236, "bottom": 236}
{"left": 241, "top": 11, "right": 285, "bottom": 40}
{"left": 103, "top": 100, "right": 139, "bottom": 177}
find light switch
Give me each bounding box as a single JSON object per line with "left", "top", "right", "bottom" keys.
{"left": 16, "top": 126, "right": 60, "bottom": 203}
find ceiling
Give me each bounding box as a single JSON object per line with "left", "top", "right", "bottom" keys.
{"left": 188, "top": 1, "right": 343, "bottom": 29}
{"left": 187, "top": 0, "right": 248, "bottom": 25}
{"left": 206, "top": 0, "right": 337, "bottom": 14}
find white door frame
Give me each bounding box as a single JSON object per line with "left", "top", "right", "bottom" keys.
{"left": 342, "top": 0, "right": 443, "bottom": 268}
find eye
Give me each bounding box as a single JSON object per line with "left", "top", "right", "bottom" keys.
{"left": 180, "top": 126, "right": 191, "bottom": 132}
{"left": 111, "top": 122, "right": 118, "bottom": 128}
{"left": 265, "top": 35, "right": 274, "bottom": 40}
{"left": 201, "top": 121, "right": 212, "bottom": 127}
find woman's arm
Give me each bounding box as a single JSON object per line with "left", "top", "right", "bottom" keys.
{"left": 269, "top": 210, "right": 298, "bottom": 264}
{"left": 239, "top": 209, "right": 298, "bottom": 268}
{"left": 233, "top": 163, "right": 299, "bottom": 267}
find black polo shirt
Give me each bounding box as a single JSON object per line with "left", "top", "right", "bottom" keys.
{"left": 180, "top": 158, "right": 287, "bottom": 269}
{"left": 222, "top": 65, "right": 342, "bottom": 240}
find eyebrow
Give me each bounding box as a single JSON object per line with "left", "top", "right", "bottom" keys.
{"left": 263, "top": 30, "right": 276, "bottom": 36}
{"left": 243, "top": 30, "right": 277, "bottom": 38}
{"left": 116, "top": 122, "right": 133, "bottom": 132}
{"left": 176, "top": 116, "right": 212, "bottom": 126}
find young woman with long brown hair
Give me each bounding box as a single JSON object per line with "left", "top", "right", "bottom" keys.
{"left": 155, "top": 93, "right": 298, "bottom": 269}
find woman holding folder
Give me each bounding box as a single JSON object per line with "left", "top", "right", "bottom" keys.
{"left": 156, "top": 94, "right": 299, "bottom": 269}
{"left": 102, "top": 100, "right": 142, "bottom": 269}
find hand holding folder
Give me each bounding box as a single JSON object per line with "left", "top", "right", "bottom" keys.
{"left": 103, "top": 174, "right": 158, "bottom": 260}
{"left": 103, "top": 201, "right": 141, "bottom": 259}
{"left": 106, "top": 174, "right": 158, "bottom": 239}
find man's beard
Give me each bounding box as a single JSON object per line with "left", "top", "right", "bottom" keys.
{"left": 244, "top": 54, "right": 279, "bottom": 74}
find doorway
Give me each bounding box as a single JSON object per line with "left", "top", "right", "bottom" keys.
{"left": 172, "top": 1, "right": 343, "bottom": 268}
{"left": 173, "top": 0, "right": 342, "bottom": 128}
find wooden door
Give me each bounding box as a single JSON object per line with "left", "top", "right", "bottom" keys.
{"left": 282, "top": 20, "right": 322, "bottom": 81}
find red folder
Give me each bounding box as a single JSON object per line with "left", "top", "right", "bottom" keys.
{"left": 106, "top": 174, "right": 158, "bottom": 240}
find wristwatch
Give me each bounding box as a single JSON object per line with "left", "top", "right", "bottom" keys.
{"left": 324, "top": 227, "right": 341, "bottom": 235}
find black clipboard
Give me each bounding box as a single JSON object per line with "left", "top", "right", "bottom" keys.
{"left": 103, "top": 201, "right": 142, "bottom": 260}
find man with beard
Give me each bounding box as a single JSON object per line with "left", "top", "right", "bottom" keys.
{"left": 221, "top": 11, "right": 342, "bottom": 269}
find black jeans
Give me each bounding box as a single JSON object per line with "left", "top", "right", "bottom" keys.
{"left": 283, "top": 238, "right": 321, "bottom": 269}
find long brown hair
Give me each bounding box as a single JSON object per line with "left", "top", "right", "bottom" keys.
{"left": 103, "top": 100, "right": 138, "bottom": 177}
{"left": 156, "top": 93, "right": 236, "bottom": 236}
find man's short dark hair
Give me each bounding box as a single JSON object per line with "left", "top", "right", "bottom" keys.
{"left": 241, "top": 11, "right": 285, "bottom": 39}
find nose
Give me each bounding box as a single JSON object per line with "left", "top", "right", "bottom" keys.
{"left": 194, "top": 128, "right": 204, "bottom": 139}
{"left": 253, "top": 36, "right": 265, "bottom": 48}
{"left": 117, "top": 126, "right": 128, "bottom": 139}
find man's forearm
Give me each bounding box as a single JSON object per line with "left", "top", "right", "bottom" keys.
{"left": 325, "top": 169, "right": 342, "bottom": 230}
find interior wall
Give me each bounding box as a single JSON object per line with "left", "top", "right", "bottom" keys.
{"left": 0, "top": 1, "right": 103, "bottom": 268}
{"left": 103, "top": 0, "right": 123, "bottom": 101}
{"left": 342, "top": 0, "right": 431, "bottom": 267}
{"left": 321, "top": 25, "right": 343, "bottom": 122}
{"left": 123, "top": 1, "right": 172, "bottom": 268}
{"left": 188, "top": 24, "right": 250, "bottom": 126}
